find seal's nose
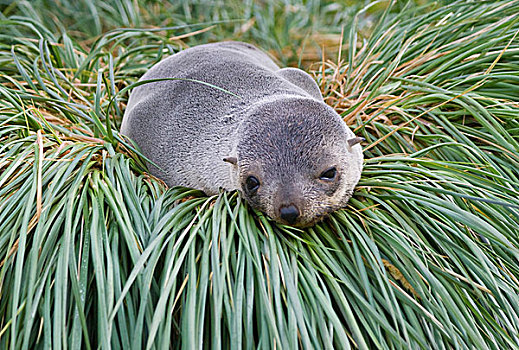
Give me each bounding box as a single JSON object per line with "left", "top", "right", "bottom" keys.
{"left": 279, "top": 205, "right": 300, "bottom": 225}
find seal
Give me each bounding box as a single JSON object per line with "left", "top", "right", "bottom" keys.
{"left": 121, "top": 41, "right": 364, "bottom": 227}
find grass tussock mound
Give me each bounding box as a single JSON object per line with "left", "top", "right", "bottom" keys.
{"left": 1, "top": 1, "right": 518, "bottom": 348}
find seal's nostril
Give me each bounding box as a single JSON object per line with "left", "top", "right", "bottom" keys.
{"left": 279, "top": 205, "right": 300, "bottom": 225}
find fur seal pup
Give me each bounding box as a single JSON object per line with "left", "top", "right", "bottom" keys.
{"left": 121, "top": 41, "right": 364, "bottom": 227}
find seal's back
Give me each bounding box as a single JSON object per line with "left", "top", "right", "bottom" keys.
{"left": 121, "top": 41, "right": 324, "bottom": 193}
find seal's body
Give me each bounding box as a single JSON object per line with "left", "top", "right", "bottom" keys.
{"left": 122, "top": 42, "right": 363, "bottom": 227}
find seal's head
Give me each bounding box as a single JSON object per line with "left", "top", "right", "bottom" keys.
{"left": 225, "top": 97, "right": 364, "bottom": 227}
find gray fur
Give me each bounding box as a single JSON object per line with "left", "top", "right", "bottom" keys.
{"left": 121, "top": 41, "right": 363, "bottom": 227}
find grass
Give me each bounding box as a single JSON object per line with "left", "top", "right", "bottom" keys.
{"left": 1, "top": 0, "right": 519, "bottom": 348}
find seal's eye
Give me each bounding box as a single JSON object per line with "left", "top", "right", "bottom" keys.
{"left": 245, "top": 176, "right": 260, "bottom": 194}
{"left": 319, "top": 167, "right": 337, "bottom": 181}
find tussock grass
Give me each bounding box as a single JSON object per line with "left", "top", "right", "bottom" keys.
{"left": 1, "top": 0, "right": 519, "bottom": 348}
{"left": 1, "top": 0, "right": 367, "bottom": 66}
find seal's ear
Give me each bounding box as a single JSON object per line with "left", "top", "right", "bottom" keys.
{"left": 223, "top": 156, "right": 238, "bottom": 165}
{"left": 347, "top": 137, "right": 365, "bottom": 148}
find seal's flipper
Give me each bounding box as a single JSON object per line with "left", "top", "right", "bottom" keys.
{"left": 276, "top": 68, "right": 323, "bottom": 100}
